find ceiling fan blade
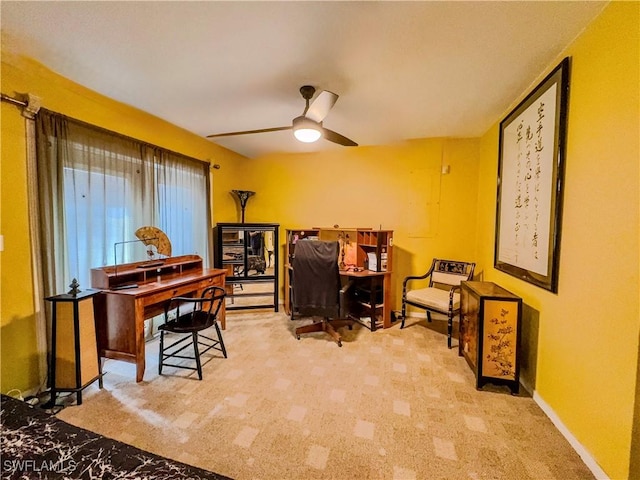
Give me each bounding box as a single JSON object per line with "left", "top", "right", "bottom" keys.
{"left": 207, "top": 126, "right": 291, "bottom": 138}
{"left": 305, "top": 90, "right": 338, "bottom": 123}
{"left": 322, "top": 128, "right": 358, "bottom": 147}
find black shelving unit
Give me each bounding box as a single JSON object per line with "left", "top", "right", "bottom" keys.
{"left": 214, "top": 223, "right": 279, "bottom": 311}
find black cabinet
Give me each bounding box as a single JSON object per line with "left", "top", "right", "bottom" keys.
{"left": 214, "top": 223, "right": 279, "bottom": 311}
{"left": 459, "top": 281, "right": 522, "bottom": 394}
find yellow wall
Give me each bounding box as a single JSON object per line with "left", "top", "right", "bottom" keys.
{"left": 475, "top": 3, "right": 639, "bottom": 479}
{"left": 228, "top": 138, "right": 480, "bottom": 301}
{"left": 0, "top": 100, "right": 40, "bottom": 393}
{"left": 0, "top": 50, "right": 249, "bottom": 393}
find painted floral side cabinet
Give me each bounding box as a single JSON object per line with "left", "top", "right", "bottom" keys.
{"left": 459, "top": 281, "right": 523, "bottom": 395}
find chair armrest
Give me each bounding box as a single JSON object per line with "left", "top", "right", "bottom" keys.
{"left": 171, "top": 296, "right": 206, "bottom": 303}
{"left": 339, "top": 280, "right": 355, "bottom": 318}
{"left": 165, "top": 296, "right": 203, "bottom": 316}
{"left": 449, "top": 284, "right": 461, "bottom": 302}
{"left": 444, "top": 285, "right": 463, "bottom": 312}
{"left": 402, "top": 266, "right": 435, "bottom": 292}
{"left": 340, "top": 279, "right": 355, "bottom": 295}
{"left": 165, "top": 287, "right": 226, "bottom": 316}
{"left": 403, "top": 273, "right": 430, "bottom": 284}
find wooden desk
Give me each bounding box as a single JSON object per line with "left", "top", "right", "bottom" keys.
{"left": 284, "top": 228, "right": 395, "bottom": 329}
{"left": 91, "top": 255, "right": 226, "bottom": 382}
{"left": 285, "top": 264, "right": 394, "bottom": 331}
{"left": 340, "top": 269, "right": 394, "bottom": 331}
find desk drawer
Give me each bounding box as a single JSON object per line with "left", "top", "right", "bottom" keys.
{"left": 143, "top": 275, "right": 224, "bottom": 316}
{"left": 199, "top": 275, "right": 224, "bottom": 290}
{"left": 158, "top": 283, "right": 199, "bottom": 303}
{"left": 144, "top": 283, "right": 202, "bottom": 318}
{"left": 143, "top": 284, "right": 198, "bottom": 316}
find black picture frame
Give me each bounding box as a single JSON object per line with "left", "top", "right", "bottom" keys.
{"left": 494, "top": 57, "right": 570, "bottom": 293}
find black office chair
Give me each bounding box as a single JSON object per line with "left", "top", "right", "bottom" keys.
{"left": 291, "top": 240, "right": 354, "bottom": 347}
{"left": 158, "top": 286, "right": 227, "bottom": 379}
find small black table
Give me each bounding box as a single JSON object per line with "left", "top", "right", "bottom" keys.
{"left": 44, "top": 289, "right": 103, "bottom": 407}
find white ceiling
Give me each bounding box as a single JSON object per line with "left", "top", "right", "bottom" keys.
{"left": 1, "top": 1, "right": 606, "bottom": 158}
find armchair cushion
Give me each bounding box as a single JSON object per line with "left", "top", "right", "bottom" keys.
{"left": 405, "top": 287, "right": 459, "bottom": 313}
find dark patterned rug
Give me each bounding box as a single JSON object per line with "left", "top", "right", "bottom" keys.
{"left": 0, "top": 394, "right": 232, "bottom": 479}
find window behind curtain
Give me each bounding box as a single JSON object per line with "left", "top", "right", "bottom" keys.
{"left": 36, "top": 110, "right": 211, "bottom": 294}
{"left": 156, "top": 151, "right": 210, "bottom": 264}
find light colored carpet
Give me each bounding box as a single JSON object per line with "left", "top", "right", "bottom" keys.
{"left": 56, "top": 310, "right": 594, "bottom": 480}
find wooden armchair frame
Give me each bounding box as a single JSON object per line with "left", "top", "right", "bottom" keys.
{"left": 401, "top": 258, "right": 475, "bottom": 348}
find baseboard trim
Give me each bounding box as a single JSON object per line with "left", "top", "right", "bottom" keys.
{"left": 532, "top": 391, "right": 609, "bottom": 480}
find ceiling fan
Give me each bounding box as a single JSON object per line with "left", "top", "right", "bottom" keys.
{"left": 207, "top": 85, "right": 358, "bottom": 147}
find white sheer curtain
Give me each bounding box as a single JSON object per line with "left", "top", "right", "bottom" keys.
{"left": 156, "top": 150, "right": 211, "bottom": 266}
{"left": 36, "top": 110, "right": 211, "bottom": 297}
{"left": 62, "top": 132, "right": 156, "bottom": 287}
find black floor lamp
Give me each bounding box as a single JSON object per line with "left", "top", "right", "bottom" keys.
{"left": 232, "top": 190, "right": 255, "bottom": 223}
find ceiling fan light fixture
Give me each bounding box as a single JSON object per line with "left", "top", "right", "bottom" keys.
{"left": 292, "top": 116, "right": 322, "bottom": 143}
{"left": 294, "top": 128, "right": 321, "bottom": 143}
{"left": 208, "top": 86, "right": 356, "bottom": 148}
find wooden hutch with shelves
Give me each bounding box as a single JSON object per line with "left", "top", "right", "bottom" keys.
{"left": 284, "top": 227, "right": 395, "bottom": 330}
{"left": 91, "top": 254, "right": 207, "bottom": 290}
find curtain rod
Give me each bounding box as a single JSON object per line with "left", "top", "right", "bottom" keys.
{"left": 39, "top": 107, "right": 218, "bottom": 169}
{"left": 1, "top": 99, "right": 220, "bottom": 169}
{"left": 1, "top": 92, "right": 41, "bottom": 119}
{"left": 1, "top": 93, "right": 27, "bottom": 107}
{"left": 2, "top": 93, "right": 220, "bottom": 169}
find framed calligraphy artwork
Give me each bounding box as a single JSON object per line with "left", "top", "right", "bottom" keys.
{"left": 494, "top": 58, "right": 570, "bottom": 293}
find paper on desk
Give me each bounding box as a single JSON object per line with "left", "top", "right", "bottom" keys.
{"left": 367, "top": 252, "right": 377, "bottom": 271}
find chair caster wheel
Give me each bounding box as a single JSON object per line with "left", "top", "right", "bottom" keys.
{"left": 337, "top": 341, "right": 342, "bottom": 347}
{"left": 296, "top": 335, "right": 300, "bottom": 340}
